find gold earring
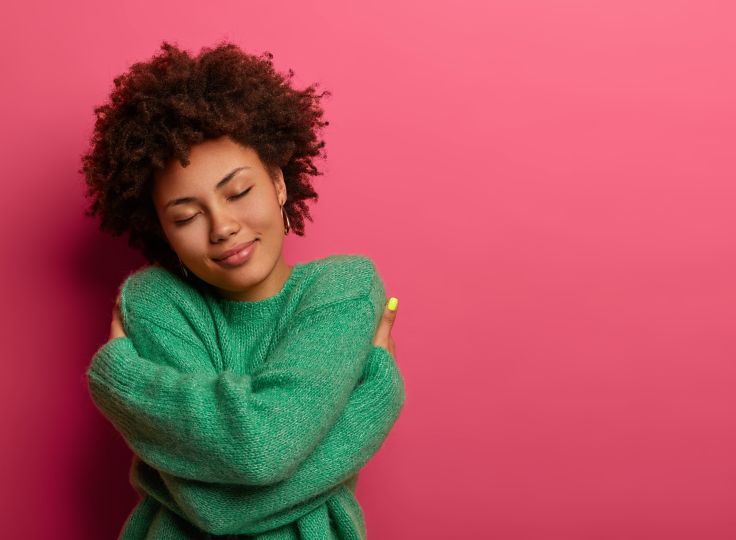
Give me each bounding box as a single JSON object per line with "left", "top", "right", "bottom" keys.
{"left": 281, "top": 205, "right": 291, "bottom": 235}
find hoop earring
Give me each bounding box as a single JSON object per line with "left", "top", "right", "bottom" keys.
{"left": 281, "top": 205, "right": 291, "bottom": 236}
{"left": 177, "top": 257, "right": 189, "bottom": 278}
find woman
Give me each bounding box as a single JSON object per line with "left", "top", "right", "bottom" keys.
{"left": 82, "top": 41, "right": 406, "bottom": 539}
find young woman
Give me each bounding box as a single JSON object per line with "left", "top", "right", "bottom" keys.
{"left": 82, "top": 41, "right": 405, "bottom": 539}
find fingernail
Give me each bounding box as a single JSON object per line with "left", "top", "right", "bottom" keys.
{"left": 387, "top": 297, "right": 398, "bottom": 311}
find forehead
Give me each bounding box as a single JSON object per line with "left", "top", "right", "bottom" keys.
{"left": 153, "top": 136, "right": 263, "bottom": 195}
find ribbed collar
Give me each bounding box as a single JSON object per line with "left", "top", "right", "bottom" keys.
{"left": 207, "top": 262, "right": 307, "bottom": 322}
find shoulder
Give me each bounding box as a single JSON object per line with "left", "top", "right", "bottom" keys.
{"left": 121, "top": 264, "right": 178, "bottom": 295}
{"left": 119, "top": 264, "right": 207, "bottom": 330}
{"left": 297, "top": 254, "right": 387, "bottom": 319}
{"left": 120, "top": 264, "right": 191, "bottom": 306}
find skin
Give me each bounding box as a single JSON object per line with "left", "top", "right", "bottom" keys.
{"left": 107, "top": 135, "right": 397, "bottom": 356}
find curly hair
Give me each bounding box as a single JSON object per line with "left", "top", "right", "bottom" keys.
{"left": 81, "top": 40, "right": 331, "bottom": 275}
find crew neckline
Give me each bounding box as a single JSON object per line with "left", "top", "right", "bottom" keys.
{"left": 211, "top": 262, "right": 307, "bottom": 318}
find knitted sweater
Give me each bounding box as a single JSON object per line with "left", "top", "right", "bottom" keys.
{"left": 85, "top": 254, "right": 406, "bottom": 539}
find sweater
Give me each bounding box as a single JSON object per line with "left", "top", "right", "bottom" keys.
{"left": 85, "top": 254, "right": 406, "bottom": 539}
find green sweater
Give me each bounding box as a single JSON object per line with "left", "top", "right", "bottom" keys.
{"left": 86, "top": 254, "right": 406, "bottom": 539}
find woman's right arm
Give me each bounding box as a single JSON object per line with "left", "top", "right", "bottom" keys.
{"left": 133, "top": 343, "right": 405, "bottom": 536}
{"left": 97, "top": 275, "right": 404, "bottom": 536}
{"left": 125, "top": 296, "right": 404, "bottom": 536}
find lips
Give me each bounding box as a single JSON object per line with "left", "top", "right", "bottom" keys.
{"left": 214, "top": 240, "right": 256, "bottom": 261}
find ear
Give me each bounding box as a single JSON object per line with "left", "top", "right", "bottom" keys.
{"left": 274, "top": 168, "right": 287, "bottom": 205}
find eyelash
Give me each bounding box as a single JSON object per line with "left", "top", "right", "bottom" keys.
{"left": 174, "top": 188, "right": 252, "bottom": 226}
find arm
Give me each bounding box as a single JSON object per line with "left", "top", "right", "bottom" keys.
{"left": 132, "top": 344, "right": 405, "bottom": 536}
{"left": 86, "top": 294, "right": 378, "bottom": 486}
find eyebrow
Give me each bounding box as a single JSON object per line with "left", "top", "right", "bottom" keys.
{"left": 164, "top": 166, "right": 251, "bottom": 209}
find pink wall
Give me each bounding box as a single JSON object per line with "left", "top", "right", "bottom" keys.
{"left": 2, "top": 1, "right": 734, "bottom": 538}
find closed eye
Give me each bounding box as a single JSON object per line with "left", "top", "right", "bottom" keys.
{"left": 229, "top": 187, "right": 252, "bottom": 201}
{"left": 174, "top": 215, "right": 196, "bottom": 225}
{"left": 173, "top": 188, "right": 252, "bottom": 226}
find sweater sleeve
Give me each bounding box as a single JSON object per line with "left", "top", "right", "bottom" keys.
{"left": 85, "top": 293, "right": 377, "bottom": 486}
{"left": 131, "top": 344, "right": 405, "bottom": 536}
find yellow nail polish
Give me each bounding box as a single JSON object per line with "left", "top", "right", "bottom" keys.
{"left": 387, "top": 297, "right": 398, "bottom": 311}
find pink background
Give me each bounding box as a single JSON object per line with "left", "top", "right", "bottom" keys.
{"left": 2, "top": 1, "right": 735, "bottom": 538}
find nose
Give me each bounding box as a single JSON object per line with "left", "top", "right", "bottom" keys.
{"left": 209, "top": 211, "right": 240, "bottom": 243}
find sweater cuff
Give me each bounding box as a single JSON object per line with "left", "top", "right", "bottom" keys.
{"left": 365, "top": 345, "right": 396, "bottom": 378}
{"left": 365, "top": 345, "right": 405, "bottom": 406}
{"left": 86, "top": 336, "right": 140, "bottom": 396}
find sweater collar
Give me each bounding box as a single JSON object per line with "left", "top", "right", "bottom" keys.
{"left": 208, "top": 262, "right": 307, "bottom": 320}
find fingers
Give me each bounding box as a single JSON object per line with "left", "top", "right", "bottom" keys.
{"left": 109, "top": 308, "right": 126, "bottom": 340}
{"left": 111, "top": 291, "right": 124, "bottom": 327}
{"left": 112, "top": 291, "right": 122, "bottom": 315}
{"left": 373, "top": 296, "right": 398, "bottom": 347}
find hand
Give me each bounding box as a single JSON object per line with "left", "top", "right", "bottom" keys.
{"left": 108, "top": 290, "right": 127, "bottom": 341}
{"left": 372, "top": 297, "right": 398, "bottom": 358}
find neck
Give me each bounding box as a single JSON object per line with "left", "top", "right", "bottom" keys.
{"left": 218, "top": 255, "right": 293, "bottom": 303}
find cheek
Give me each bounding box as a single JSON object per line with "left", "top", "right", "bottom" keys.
{"left": 162, "top": 226, "right": 201, "bottom": 257}
{"left": 240, "top": 201, "right": 279, "bottom": 229}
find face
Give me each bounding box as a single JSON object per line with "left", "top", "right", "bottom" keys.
{"left": 152, "top": 135, "right": 291, "bottom": 302}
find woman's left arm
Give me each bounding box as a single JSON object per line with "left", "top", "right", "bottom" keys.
{"left": 133, "top": 343, "right": 405, "bottom": 536}
{"left": 87, "top": 292, "right": 379, "bottom": 485}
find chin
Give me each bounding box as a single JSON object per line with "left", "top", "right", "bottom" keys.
{"left": 215, "top": 261, "right": 268, "bottom": 286}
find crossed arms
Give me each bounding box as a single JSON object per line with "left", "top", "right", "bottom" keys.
{"left": 86, "top": 276, "right": 405, "bottom": 536}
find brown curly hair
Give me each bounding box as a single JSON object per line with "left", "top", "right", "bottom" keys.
{"left": 80, "top": 40, "right": 331, "bottom": 275}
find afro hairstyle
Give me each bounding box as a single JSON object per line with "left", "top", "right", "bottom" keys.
{"left": 81, "top": 40, "right": 331, "bottom": 277}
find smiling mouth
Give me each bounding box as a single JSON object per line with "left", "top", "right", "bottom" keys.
{"left": 213, "top": 240, "right": 258, "bottom": 267}
{"left": 213, "top": 240, "right": 257, "bottom": 261}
